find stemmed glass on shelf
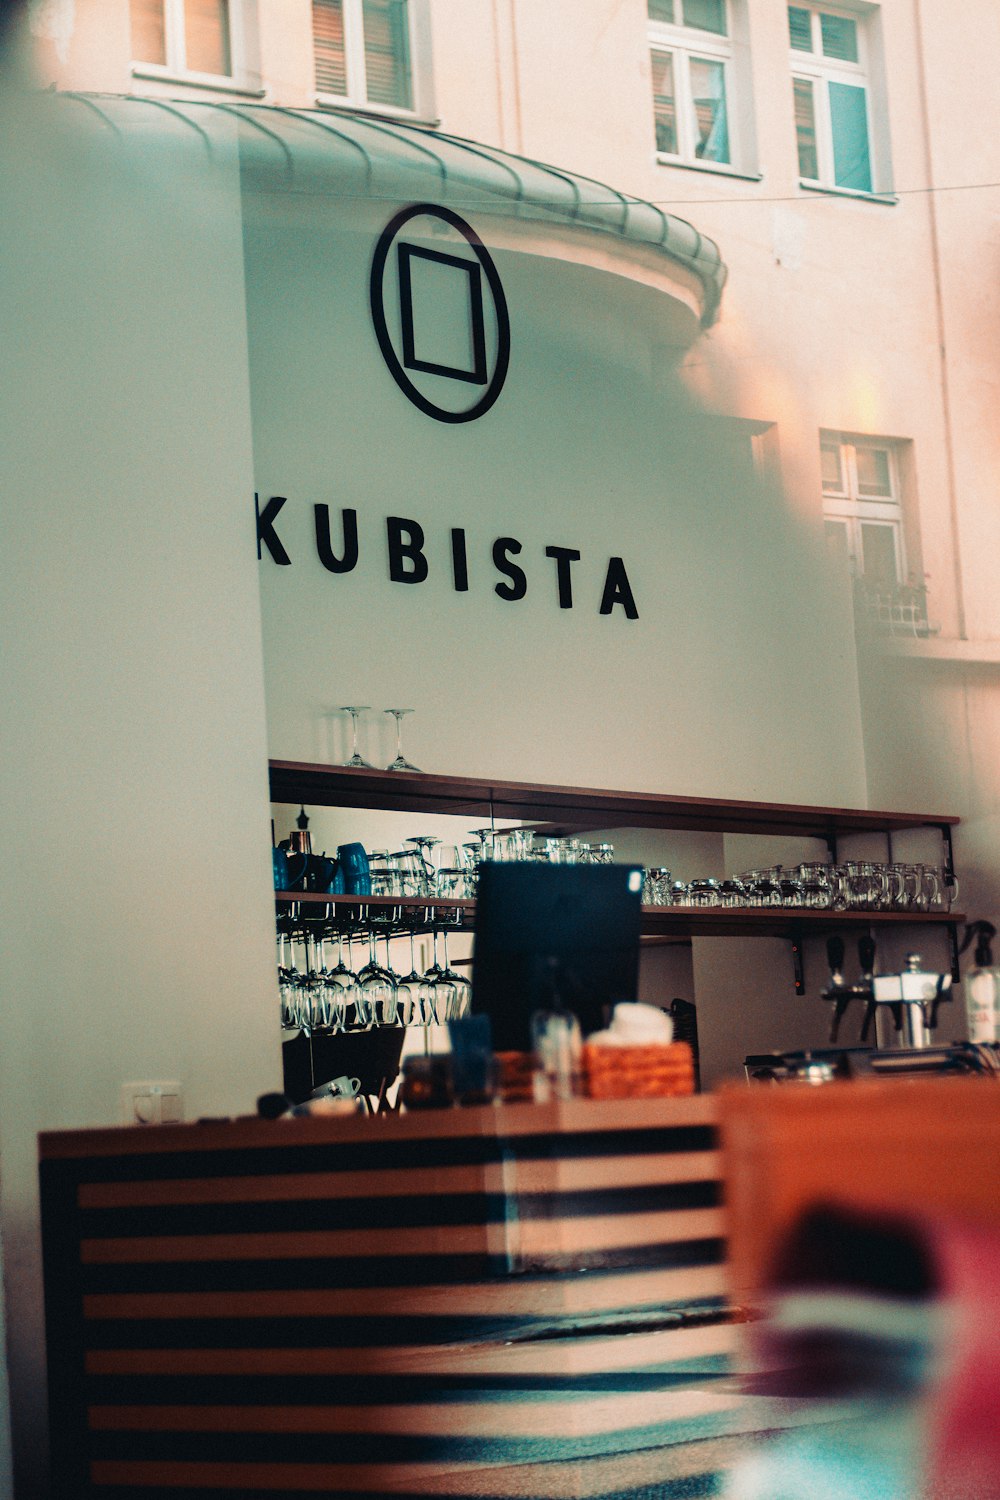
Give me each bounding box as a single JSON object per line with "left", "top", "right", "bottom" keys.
{"left": 340, "top": 706, "right": 376, "bottom": 768}
{"left": 385, "top": 708, "right": 420, "bottom": 771}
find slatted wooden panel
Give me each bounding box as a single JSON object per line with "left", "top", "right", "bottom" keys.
{"left": 39, "top": 1099, "right": 762, "bottom": 1499}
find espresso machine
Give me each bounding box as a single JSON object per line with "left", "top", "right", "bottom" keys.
{"left": 746, "top": 935, "right": 998, "bottom": 1083}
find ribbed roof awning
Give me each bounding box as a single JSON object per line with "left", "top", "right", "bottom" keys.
{"left": 60, "top": 94, "right": 727, "bottom": 327}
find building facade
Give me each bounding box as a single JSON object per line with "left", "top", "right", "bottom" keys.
{"left": 3, "top": 1, "right": 1000, "bottom": 1495}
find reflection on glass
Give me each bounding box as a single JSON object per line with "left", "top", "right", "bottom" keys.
{"left": 829, "top": 81, "right": 872, "bottom": 192}
{"left": 820, "top": 11, "right": 858, "bottom": 62}
{"left": 788, "top": 5, "right": 812, "bottom": 51}
{"left": 793, "top": 76, "right": 819, "bottom": 179}
{"left": 821, "top": 439, "right": 844, "bottom": 492}
{"left": 313, "top": 0, "right": 348, "bottom": 94}
{"left": 186, "top": 0, "right": 232, "bottom": 75}
{"left": 363, "top": 0, "right": 413, "bottom": 109}
{"left": 856, "top": 444, "right": 893, "bottom": 497}
{"left": 130, "top": 0, "right": 167, "bottom": 65}
{"left": 690, "top": 57, "right": 729, "bottom": 162}
{"left": 684, "top": 0, "right": 727, "bottom": 36}
{"left": 652, "top": 50, "right": 678, "bottom": 154}
{"left": 861, "top": 522, "right": 899, "bottom": 586}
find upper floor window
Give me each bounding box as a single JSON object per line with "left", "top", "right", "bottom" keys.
{"left": 789, "top": 4, "right": 883, "bottom": 194}
{"left": 313, "top": 0, "right": 417, "bottom": 115}
{"left": 821, "top": 432, "right": 934, "bottom": 636}
{"left": 130, "top": 0, "right": 240, "bottom": 82}
{"left": 822, "top": 433, "right": 902, "bottom": 582}
{"left": 648, "top": 1, "right": 756, "bottom": 176}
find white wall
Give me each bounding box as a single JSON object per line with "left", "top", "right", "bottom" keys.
{"left": 248, "top": 197, "right": 866, "bottom": 808}
{"left": 246, "top": 188, "right": 872, "bottom": 1085}
{"left": 0, "top": 90, "right": 280, "bottom": 1496}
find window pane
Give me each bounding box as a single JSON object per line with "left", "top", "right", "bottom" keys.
{"left": 185, "top": 0, "right": 231, "bottom": 75}
{"left": 313, "top": 0, "right": 348, "bottom": 95}
{"left": 821, "top": 440, "right": 844, "bottom": 492}
{"left": 648, "top": 0, "right": 676, "bottom": 22}
{"left": 689, "top": 57, "right": 729, "bottom": 163}
{"left": 130, "top": 0, "right": 166, "bottom": 65}
{"left": 651, "top": 50, "right": 678, "bottom": 154}
{"left": 682, "top": 0, "right": 727, "bottom": 36}
{"left": 829, "top": 80, "right": 872, "bottom": 191}
{"left": 825, "top": 520, "right": 852, "bottom": 569}
{"left": 861, "top": 523, "right": 899, "bottom": 586}
{"left": 820, "top": 11, "right": 858, "bottom": 62}
{"left": 363, "top": 0, "right": 413, "bottom": 109}
{"left": 793, "top": 77, "right": 819, "bottom": 179}
{"left": 788, "top": 6, "right": 812, "bottom": 51}
{"left": 855, "top": 444, "right": 893, "bottom": 497}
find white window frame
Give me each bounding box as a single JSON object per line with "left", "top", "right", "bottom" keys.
{"left": 314, "top": 0, "right": 428, "bottom": 121}
{"left": 130, "top": 0, "right": 258, "bottom": 93}
{"left": 648, "top": 1, "right": 758, "bottom": 179}
{"left": 789, "top": 3, "right": 882, "bottom": 196}
{"left": 821, "top": 433, "right": 906, "bottom": 584}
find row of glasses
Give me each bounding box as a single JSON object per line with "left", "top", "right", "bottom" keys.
{"left": 278, "top": 922, "right": 472, "bottom": 1035}
{"left": 642, "top": 861, "right": 958, "bottom": 912}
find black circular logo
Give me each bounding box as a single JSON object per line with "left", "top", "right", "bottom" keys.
{"left": 370, "top": 204, "right": 510, "bottom": 425}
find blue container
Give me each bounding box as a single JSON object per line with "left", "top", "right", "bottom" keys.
{"left": 337, "top": 842, "right": 371, "bottom": 896}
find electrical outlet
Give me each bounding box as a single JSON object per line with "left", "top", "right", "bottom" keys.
{"left": 121, "top": 1081, "right": 184, "bottom": 1126}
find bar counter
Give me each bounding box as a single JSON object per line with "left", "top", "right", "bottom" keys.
{"left": 38, "top": 1095, "right": 772, "bottom": 1498}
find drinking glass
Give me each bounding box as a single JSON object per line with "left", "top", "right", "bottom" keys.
{"left": 670, "top": 880, "right": 691, "bottom": 905}
{"left": 385, "top": 708, "right": 420, "bottom": 772}
{"left": 643, "top": 867, "right": 672, "bottom": 905}
{"left": 798, "top": 863, "right": 834, "bottom": 910}
{"left": 357, "top": 929, "right": 397, "bottom": 1027}
{"left": 406, "top": 835, "right": 441, "bottom": 892}
{"left": 396, "top": 931, "right": 432, "bottom": 1025}
{"left": 340, "top": 705, "right": 375, "bottom": 769}
{"left": 775, "top": 866, "right": 805, "bottom": 907}
{"left": 424, "top": 929, "right": 458, "bottom": 1022}
{"left": 718, "top": 876, "right": 744, "bottom": 908}
{"left": 688, "top": 878, "right": 721, "bottom": 907}
{"left": 546, "top": 837, "right": 581, "bottom": 864}
{"left": 741, "top": 869, "right": 781, "bottom": 907}
{"left": 587, "top": 843, "right": 615, "bottom": 864}
{"left": 439, "top": 928, "right": 472, "bottom": 1019}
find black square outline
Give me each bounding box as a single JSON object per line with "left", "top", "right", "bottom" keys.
{"left": 397, "top": 242, "right": 489, "bottom": 385}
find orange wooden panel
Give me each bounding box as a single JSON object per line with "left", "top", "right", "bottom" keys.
{"left": 720, "top": 1077, "right": 1000, "bottom": 1299}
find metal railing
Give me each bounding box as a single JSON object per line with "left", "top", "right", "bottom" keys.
{"left": 853, "top": 577, "right": 940, "bottom": 638}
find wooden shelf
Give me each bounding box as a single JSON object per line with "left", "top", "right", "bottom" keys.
{"left": 269, "top": 760, "right": 959, "bottom": 841}
{"left": 275, "top": 890, "right": 964, "bottom": 940}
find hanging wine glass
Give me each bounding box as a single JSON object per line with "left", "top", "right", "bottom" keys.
{"left": 439, "top": 928, "right": 472, "bottom": 1019}
{"left": 385, "top": 708, "right": 420, "bottom": 772}
{"left": 424, "top": 928, "right": 457, "bottom": 1023}
{"left": 340, "top": 705, "right": 376, "bottom": 769}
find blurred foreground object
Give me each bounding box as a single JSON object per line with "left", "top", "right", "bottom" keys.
{"left": 721, "top": 1080, "right": 1000, "bottom": 1499}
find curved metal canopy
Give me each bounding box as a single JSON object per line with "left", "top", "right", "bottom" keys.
{"left": 59, "top": 93, "right": 727, "bottom": 327}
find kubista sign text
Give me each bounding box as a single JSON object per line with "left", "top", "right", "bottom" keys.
{"left": 255, "top": 496, "right": 639, "bottom": 620}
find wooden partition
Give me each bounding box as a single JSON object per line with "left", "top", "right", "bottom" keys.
{"left": 38, "top": 1097, "right": 779, "bottom": 1499}
{"left": 720, "top": 1077, "right": 1000, "bottom": 1300}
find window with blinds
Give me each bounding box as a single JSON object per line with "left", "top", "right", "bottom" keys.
{"left": 313, "top": 0, "right": 348, "bottom": 97}
{"left": 788, "top": 4, "right": 880, "bottom": 194}
{"left": 363, "top": 0, "right": 412, "bottom": 110}
{"left": 313, "top": 0, "right": 415, "bottom": 111}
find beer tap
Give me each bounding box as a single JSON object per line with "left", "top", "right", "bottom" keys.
{"left": 821, "top": 935, "right": 874, "bottom": 1043}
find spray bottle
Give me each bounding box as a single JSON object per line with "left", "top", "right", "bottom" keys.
{"left": 958, "top": 921, "right": 1000, "bottom": 1043}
